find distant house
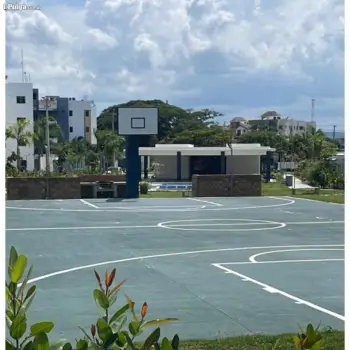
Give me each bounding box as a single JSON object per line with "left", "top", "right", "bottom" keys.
{"left": 229, "top": 117, "right": 251, "bottom": 137}
{"left": 229, "top": 111, "right": 316, "bottom": 137}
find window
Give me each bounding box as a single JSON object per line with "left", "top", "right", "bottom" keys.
{"left": 84, "top": 110, "right": 90, "bottom": 117}
{"left": 69, "top": 110, "right": 73, "bottom": 116}
{"left": 17, "top": 117, "right": 26, "bottom": 122}
{"left": 20, "top": 159, "right": 27, "bottom": 171}
{"left": 33, "top": 92, "right": 37, "bottom": 100}
{"left": 69, "top": 126, "right": 73, "bottom": 132}
{"left": 85, "top": 126, "right": 90, "bottom": 133}
{"left": 16, "top": 96, "right": 26, "bottom": 104}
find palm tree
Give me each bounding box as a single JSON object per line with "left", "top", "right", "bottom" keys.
{"left": 95, "top": 129, "right": 124, "bottom": 170}
{"left": 6, "top": 119, "right": 36, "bottom": 169}
{"left": 34, "top": 116, "right": 63, "bottom": 158}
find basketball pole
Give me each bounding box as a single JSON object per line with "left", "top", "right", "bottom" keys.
{"left": 125, "top": 135, "right": 140, "bottom": 198}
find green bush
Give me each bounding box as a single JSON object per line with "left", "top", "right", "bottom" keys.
{"left": 140, "top": 182, "right": 149, "bottom": 195}
{"left": 5, "top": 246, "right": 179, "bottom": 350}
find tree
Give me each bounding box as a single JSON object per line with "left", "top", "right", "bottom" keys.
{"left": 169, "top": 124, "right": 230, "bottom": 147}
{"left": 95, "top": 129, "right": 124, "bottom": 169}
{"left": 6, "top": 119, "right": 36, "bottom": 169}
{"left": 97, "top": 100, "right": 223, "bottom": 145}
{"left": 34, "top": 116, "right": 63, "bottom": 158}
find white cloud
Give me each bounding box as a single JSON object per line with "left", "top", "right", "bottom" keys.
{"left": 5, "top": 0, "right": 344, "bottom": 129}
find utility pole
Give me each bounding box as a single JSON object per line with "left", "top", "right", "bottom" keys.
{"left": 41, "top": 97, "right": 56, "bottom": 173}
{"left": 311, "top": 98, "right": 315, "bottom": 122}
{"left": 112, "top": 111, "right": 115, "bottom": 167}
{"left": 333, "top": 125, "right": 336, "bottom": 141}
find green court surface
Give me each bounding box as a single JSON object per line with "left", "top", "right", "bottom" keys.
{"left": 6, "top": 196, "right": 344, "bottom": 341}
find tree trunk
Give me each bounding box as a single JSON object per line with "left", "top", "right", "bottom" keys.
{"left": 16, "top": 144, "right": 21, "bottom": 169}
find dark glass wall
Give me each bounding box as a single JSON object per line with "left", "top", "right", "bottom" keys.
{"left": 190, "top": 156, "right": 221, "bottom": 179}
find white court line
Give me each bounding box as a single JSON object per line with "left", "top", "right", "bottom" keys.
{"left": 165, "top": 221, "right": 344, "bottom": 227}
{"left": 215, "top": 259, "right": 345, "bottom": 265}
{"left": 249, "top": 248, "right": 344, "bottom": 263}
{"left": 6, "top": 225, "right": 157, "bottom": 231}
{"left": 20, "top": 244, "right": 344, "bottom": 285}
{"left": 186, "top": 197, "right": 223, "bottom": 206}
{"left": 212, "top": 263, "right": 345, "bottom": 321}
{"left": 284, "top": 196, "right": 344, "bottom": 205}
{"left": 80, "top": 199, "right": 99, "bottom": 208}
{"left": 102, "top": 205, "right": 201, "bottom": 210}
{"left": 6, "top": 219, "right": 345, "bottom": 232}
{"left": 5, "top": 197, "right": 295, "bottom": 212}
{"left": 284, "top": 221, "right": 344, "bottom": 225}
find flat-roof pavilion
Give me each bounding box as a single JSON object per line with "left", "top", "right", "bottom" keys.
{"left": 138, "top": 144, "right": 275, "bottom": 181}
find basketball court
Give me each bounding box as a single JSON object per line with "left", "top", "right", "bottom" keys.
{"left": 6, "top": 196, "right": 344, "bottom": 340}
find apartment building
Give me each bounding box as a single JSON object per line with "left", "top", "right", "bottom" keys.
{"left": 34, "top": 94, "right": 97, "bottom": 144}
{"left": 6, "top": 82, "right": 35, "bottom": 170}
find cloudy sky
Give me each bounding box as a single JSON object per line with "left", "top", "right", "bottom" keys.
{"left": 5, "top": 0, "right": 344, "bottom": 131}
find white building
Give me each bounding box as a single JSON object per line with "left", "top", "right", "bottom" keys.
{"left": 68, "top": 98, "right": 97, "bottom": 144}
{"left": 139, "top": 143, "right": 274, "bottom": 181}
{"left": 6, "top": 82, "right": 35, "bottom": 171}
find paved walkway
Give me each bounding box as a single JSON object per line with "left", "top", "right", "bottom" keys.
{"left": 283, "top": 174, "right": 315, "bottom": 189}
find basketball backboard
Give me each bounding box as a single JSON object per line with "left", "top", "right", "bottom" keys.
{"left": 117, "top": 107, "right": 158, "bottom": 136}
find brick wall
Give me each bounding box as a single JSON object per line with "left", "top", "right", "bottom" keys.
{"left": 7, "top": 177, "right": 81, "bottom": 200}
{"left": 80, "top": 175, "right": 125, "bottom": 182}
{"left": 192, "top": 174, "right": 261, "bottom": 197}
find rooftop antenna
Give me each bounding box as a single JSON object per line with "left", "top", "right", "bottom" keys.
{"left": 21, "top": 48, "right": 24, "bottom": 82}
{"left": 311, "top": 98, "right": 315, "bottom": 122}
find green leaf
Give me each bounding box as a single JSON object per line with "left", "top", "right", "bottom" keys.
{"left": 8, "top": 246, "right": 18, "bottom": 278}
{"left": 143, "top": 327, "right": 160, "bottom": 350}
{"left": 62, "top": 344, "right": 73, "bottom": 350}
{"left": 310, "top": 341, "right": 323, "bottom": 350}
{"left": 110, "top": 315, "right": 127, "bottom": 333}
{"left": 141, "top": 318, "right": 178, "bottom": 329}
{"left": 75, "top": 340, "right": 88, "bottom": 350}
{"left": 6, "top": 310, "right": 14, "bottom": 328}
{"left": 171, "top": 334, "right": 179, "bottom": 350}
{"left": 115, "top": 332, "right": 127, "bottom": 347}
{"left": 96, "top": 318, "right": 113, "bottom": 342}
{"left": 125, "top": 334, "right": 137, "bottom": 350}
{"left": 24, "top": 285, "right": 37, "bottom": 302}
{"left": 160, "top": 338, "right": 172, "bottom": 350}
{"left": 30, "top": 322, "right": 55, "bottom": 336}
{"left": 49, "top": 339, "right": 71, "bottom": 350}
{"left": 23, "top": 341, "right": 34, "bottom": 350}
{"left": 109, "top": 303, "right": 129, "bottom": 324}
{"left": 33, "top": 332, "right": 50, "bottom": 350}
{"left": 10, "top": 314, "right": 27, "bottom": 340}
{"left": 19, "top": 288, "right": 36, "bottom": 316}
{"left": 8, "top": 281, "right": 17, "bottom": 297}
{"left": 5, "top": 340, "right": 17, "bottom": 350}
{"left": 17, "top": 265, "right": 33, "bottom": 300}
{"left": 6, "top": 285, "right": 11, "bottom": 302}
{"left": 10, "top": 254, "right": 28, "bottom": 283}
{"left": 292, "top": 335, "right": 301, "bottom": 347}
{"left": 128, "top": 321, "right": 140, "bottom": 336}
{"left": 93, "top": 289, "right": 109, "bottom": 310}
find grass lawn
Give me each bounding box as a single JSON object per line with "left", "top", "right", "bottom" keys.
{"left": 179, "top": 330, "right": 344, "bottom": 349}
{"left": 140, "top": 183, "right": 344, "bottom": 204}
{"left": 262, "top": 182, "right": 344, "bottom": 204}
{"left": 140, "top": 191, "right": 184, "bottom": 198}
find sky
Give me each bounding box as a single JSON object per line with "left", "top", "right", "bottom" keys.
{"left": 5, "top": 0, "right": 344, "bottom": 131}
